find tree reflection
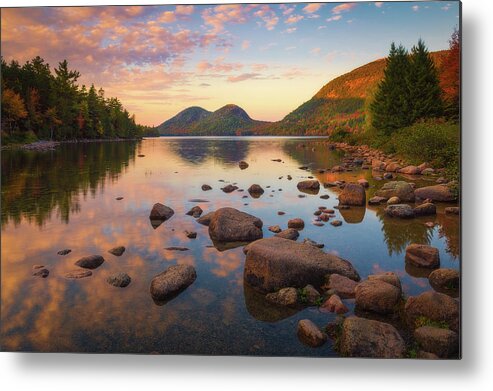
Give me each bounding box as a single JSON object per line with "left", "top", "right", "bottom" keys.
{"left": 1, "top": 141, "right": 138, "bottom": 226}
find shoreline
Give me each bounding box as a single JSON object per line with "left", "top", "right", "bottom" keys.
{"left": 1, "top": 137, "right": 143, "bottom": 152}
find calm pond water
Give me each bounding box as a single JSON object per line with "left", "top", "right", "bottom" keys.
{"left": 1, "top": 137, "right": 460, "bottom": 355}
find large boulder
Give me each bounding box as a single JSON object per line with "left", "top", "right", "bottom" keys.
{"left": 338, "top": 183, "right": 366, "bottom": 206}
{"left": 375, "top": 181, "right": 415, "bottom": 202}
{"left": 354, "top": 279, "right": 401, "bottom": 314}
{"left": 339, "top": 317, "right": 405, "bottom": 358}
{"left": 75, "top": 255, "right": 105, "bottom": 270}
{"left": 415, "top": 185, "right": 457, "bottom": 202}
{"left": 405, "top": 291, "right": 459, "bottom": 332}
{"left": 208, "top": 207, "right": 263, "bottom": 242}
{"left": 243, "top": 237, "right": 360, "bottom": 293}
{"left": 414, "top": 326, "right": 459, "bottom": 358}
{"left": 197, "top": 211, "right": 214, "bottom": 226}
{"left": 297, "top": 319, "right": 327, "bottom": 347}
{"left": 149, "top": 203, "right": 174, "bottom": 221}
{"left": 150, "top": 264, "right": 197, "bottom": 302}
{"left": 385, "top": 204, "right": 415, "bottom": 218}
{"left": 405, "top": 244, "right": 440, "bottom": 268}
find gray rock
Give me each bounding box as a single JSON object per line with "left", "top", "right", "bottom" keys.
{"left": 75, "top": 255, "right": 105, "bottom": 270}
{"left": 339, "top": 317, "right": 405, "bottom": 358}
{"left": 208, "top": 207, "right": 263, "bottom": 242}
{"left": 243, "top": 237, "right": 360, "bottom": 293}
{"left": 107, "top": 272, "right": 131, "bottom": 287}
{"left": 150, "top": 264, "right": 197, "bottom": 302}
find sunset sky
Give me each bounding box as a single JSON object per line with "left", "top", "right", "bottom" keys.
{"left": 1, "top": 2, "right": 460, "bottom": 126}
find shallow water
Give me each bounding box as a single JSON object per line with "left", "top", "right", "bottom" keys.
{"left": 1, "top": 137, "right": 460, "bottom": 355}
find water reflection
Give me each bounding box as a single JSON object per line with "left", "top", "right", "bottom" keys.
{"left": 1, "top": 137, "right": 460, "bottom": 354}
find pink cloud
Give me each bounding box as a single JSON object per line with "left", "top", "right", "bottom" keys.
{"left": 332, "top": 3, "right": 357, "bottom": 14}
{"left": 327, "top": 15, "right": 343, "bottom": 22}
{"left": 374, "top": 2, "right": 384, "bottom": 8}
{"left": 158, "top": 11, "right": 176, "bottom": 23}
{"left": 285, "top": 14, "right": 304, "bottom": 24}
{"left": 241, "top": 40, "right": 250, "bottom": 50}
{"left": 196, "top": 57, "right": 243, "bottom": 74}
{"left": 227, "top": 73, "right": 262, "bottom": 83}
{"left": 175, "top": 5, "right": 194, "bottom": 15}
{"left": 303, "top": 4, "right": 323, "bottom": 14}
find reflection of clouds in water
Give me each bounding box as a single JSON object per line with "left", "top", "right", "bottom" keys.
{"left": 1, "top": 137, "right": 460, "bottom": 353}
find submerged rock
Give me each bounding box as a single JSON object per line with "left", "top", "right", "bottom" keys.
{"left": 33, "top": 268, "right": 49, "bottom": 278}
{"left": 57, "top": 249, "right": 71, "bottom": 256}
{"left": 75, "top": 255, "right": 105, "bottom": 270}
{"left": 339, "top": 316, "right": 405, "bottom": 358}
{"left": 268, "top": 225, "right": 282, "bottom": 233}
{"left": 164, "top": 247, "right": 189, "bottom": 251}
{"left": 108, "top": 246, "right": 125, "bottom": 256}
{"left": 65, "top": 269, "right": 93, "bottom": 279}
{"left": 150, "top": 264, "right": 197, "bottom": 302}
{"left": 274, "top": 228, "right": 299, "bottom": 241}
{"left": 107, "top": 272, "right": 131, "bottom": 288}
{"left": 320, "top": 294, "right": 348, "bottom": 314}
{"left": 243, "top": 237, "right": 360, "bottom": 293}
{"left": 405, "top": 291, "right": 459, "bottom": 331}
{"left": 208, "top": 207, "right": 263, "bottom": 242}
{"left": 405, "top": 244, "right": 440, "bottom": 268}
{"left": 297, "top": 319, "right": 327, "bottom": 347}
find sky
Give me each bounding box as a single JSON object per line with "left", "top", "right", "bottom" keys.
{"left": 1, "top": 1, "right": 460, "bottom": 126}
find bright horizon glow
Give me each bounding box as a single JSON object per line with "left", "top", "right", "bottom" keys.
{"left": 1, "top": 2, "right": 459, "bottom": 126}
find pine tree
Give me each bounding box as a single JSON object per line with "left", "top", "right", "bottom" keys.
{"left": 408, "top": 39, "right": 443, "bottom": 122}
{"left": 370, "top": 43, "right": 412, "bottom": 135}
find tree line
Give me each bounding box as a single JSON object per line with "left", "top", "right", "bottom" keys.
{"left": 1, "top": 57, "right": 157, "bottom": 142}
{"left": 370, "top": 32, "right": 459, "bottom": 135}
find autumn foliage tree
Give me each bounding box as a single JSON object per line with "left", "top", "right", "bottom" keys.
{"left": 440, "top": 29, "right": 460, "bottom": 121}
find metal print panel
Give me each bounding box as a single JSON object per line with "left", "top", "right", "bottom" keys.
{"left": 0, "top": 1, "right": 461, "bottom": 358}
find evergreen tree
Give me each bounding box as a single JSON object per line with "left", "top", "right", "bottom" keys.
{"left": 408, "top": 39, "right": 443, "bottom": 122}
{"left": 370, "top": 43, "right": 411, "bottom": 135}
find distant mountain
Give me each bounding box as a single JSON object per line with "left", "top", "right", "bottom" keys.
{"left": 157, "top": 106, "right": 212, "bottom": 135}
{"left": 158, "top": 104, "right": 269, "bottom": 136}
{"left": 257, "top": 50, "right": 448, "bottom": 136}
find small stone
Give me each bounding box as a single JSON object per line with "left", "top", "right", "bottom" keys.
{"left": 414, "top": 326, "right": 459, "bottom": 358}
{"left": 57, "top": 249, "right": 71, "bottom": 256}
{"left": 320, "top": 194, "right": 330, "bottom": 199}
{"left": 429, "top": 268, "right": 459, "bottom": 292}
{"left": 297, "top": 319, "right": 327, "bottom": 347}
{"left": 330, "top": 220, "right": 342, "bottom": 227}
{"left": 239, "top": 161, "right": 249, "bottom": 169}
{"left": 386, "top": 196, "right": 400, "bottom": 205}
{"left": 277, "top": 211, "right": 285, "bottom": 215}
{"left": 303, "top": 238, "right": 324, "bottom": 248}
{"left": 268, "top": 225, "right": 282, "bottom": 233}
{"left": 33, "top": 268, "right": 49, "bottom": 278}
{"left": 164, "top": 247, "right": 189, "bottom": 251}
{"left": 115, "top": 197, "right": 124, "bottom": 200}
{"left": 75, "top": 255, "right": 105, "bottom": 270}
{"left": 385, "top": 204, "right": 415, "bottom": 218}
{"left": 265, "top": 287, "right": 298, "bottom": 307}
{"left": 108, "top": 246, "right": 125, "bottom": 256}
{"left": 185, "top": 230, "right": 197, "bottom": 239}
{"left": 405, "top": 244, "right": 440, "bottom": 268}
{"left": 274, "top": 228, "right": 300, "bottom": 240}
{"left": 288, "top": 218, "right": 305, "bottom": 230}
{"left": 221, "top": 184, "right": 238, "bottom": 193}
{"left": 65, "top": 269, "right": 93, "bottom": 279}
{"left": 445, "top": 207, "right": 460, "bottom": 215}
{"left": 106, "top": 272, "right": 131, "bottom": 288}
{"left": 326, "top": 274, "right": 358, "bottom": 298}
{"left": 186, "top": 205, "right": 203, "bottom": 218}
{"left": 320, "top": 294, "right": 348, "bottom": 314}
{"left": 201, "top": 184, "right": 212, "bottom": 191}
